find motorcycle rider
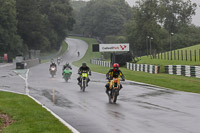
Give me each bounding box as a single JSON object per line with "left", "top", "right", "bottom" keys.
{"left": 77, "top": 62, "right": 91, "bottom": 86}
{"left": 62, "top": 62, "right": 72, "bottom": 75}
{"left": 57, "top": 57, "right": 61, "bottom": 65}
{"left": 63, "top": 62, "right": 72, "bottom": 71}
{"left": 105, "top": 63, "right": 125, "bottom": 94}
{"left": 49, "top": 59, "right": 57, "bottom": 71}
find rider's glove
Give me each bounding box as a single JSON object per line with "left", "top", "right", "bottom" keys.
{"left": 121, "top": 76, "right": 125, "bottom": 81}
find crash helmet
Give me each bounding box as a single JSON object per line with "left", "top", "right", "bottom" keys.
{"left": 66, "top": 62, "right": 69, "bottom": 66}
{"left": 82, "top": 62, "right": 87, "bottom": 68}
{"left": 113, "top": 63, "right": 119, "bottom": 71}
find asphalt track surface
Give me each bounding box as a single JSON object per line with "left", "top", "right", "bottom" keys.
{"left": 1, "top": 38, "right": 200, "bottom": 133}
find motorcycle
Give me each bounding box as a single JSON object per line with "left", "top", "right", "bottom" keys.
{"left": 79, "top": 70, "right": 89, "bottom": 92}
{"left": 108, "top": 77, "right": 121, "bottom": 103}
{"left": 57, "top": 57, "right": 61, "bottom": 65}
{"left": 63, "top": 68, "right": 72, "bottom": 82}
{"left": 50, "top": 66, "right": 56, "bottom": 78}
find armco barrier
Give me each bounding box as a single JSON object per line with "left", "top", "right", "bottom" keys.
{"left": 126, "top": 62, "right": 159, "bottom": 74}
{"left": 165, "top": 65, "right": 200, "bottom": 78}
{"left": 90, "top": 59, "right": 111, "bottom": 67}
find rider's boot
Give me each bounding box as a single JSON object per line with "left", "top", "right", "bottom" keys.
{"left": 77, "top": 77, "right": 81, "bottom": 85}
{"left": 86, "top": 78, "right": 90, "bottom": 86}
{"left": 120, "top": 84, "right": 123, "bottom": 90}
{"left": 105, "top": 83, "right": 110, "bottom": 95}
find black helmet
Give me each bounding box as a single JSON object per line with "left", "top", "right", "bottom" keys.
{"left": 82, "top": 62, "right": 86, "bottom": 67}
{"left": 66, "top": 62, "right": 69, "bottom": 66}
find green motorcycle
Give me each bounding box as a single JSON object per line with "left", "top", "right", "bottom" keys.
{"left": 63, "top": 68, "right": 72, "bottom": 82}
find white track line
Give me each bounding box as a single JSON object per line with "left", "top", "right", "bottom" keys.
{"left": 6, "top": 69, "right": 80, "bottom": 133}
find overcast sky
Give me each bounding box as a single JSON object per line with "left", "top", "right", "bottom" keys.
{"left": 77, "top": 0, "right": 200, "bottom": 26}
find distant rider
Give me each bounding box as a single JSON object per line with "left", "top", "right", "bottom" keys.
{"left": 57, "top": 57, "right": 61, "bottom": 65}
{"left": 105, "top": 63, "right": 125, "bottom": 94}
{"left": 77, "top": 51, "right": 80, "bottom": 57}
{"left": 77, "top": 62, "right": 91, "bottom": 86}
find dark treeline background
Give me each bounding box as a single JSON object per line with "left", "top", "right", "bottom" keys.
{"left": 1, "top": 0, "right": 200, "bottom": 59}
{"left": 71, "top": 0, "right": 200, "bottom": 56}
{"left": 0, "top": 0, "right": 74, "bottom": 59}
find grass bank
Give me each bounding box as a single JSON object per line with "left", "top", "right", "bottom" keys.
{"left": 138, "top": 44, "right": 200, "bottom": 72}
{"left": 0, "top": 91, "right": 72, "bottom": 133}
{"left": 71, "top": 36, "right": 200, "bottom": 94}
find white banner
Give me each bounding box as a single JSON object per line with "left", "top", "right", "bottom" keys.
{"left": 99, "top": 43, "right": 129, "bottom": 52}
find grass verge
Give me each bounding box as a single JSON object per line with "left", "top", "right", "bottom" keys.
{"left": 138, "top": 44, "right": 200, "bottom": 72}
{"left": 0, "top": 91, "right": 72, "bottom": 133}
{"left": 71, "top": 36, "right": 200, "bottom": 94}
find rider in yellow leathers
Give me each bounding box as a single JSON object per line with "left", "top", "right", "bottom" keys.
{"left": 105, "top": 63, "right": 125, "bottom": 94}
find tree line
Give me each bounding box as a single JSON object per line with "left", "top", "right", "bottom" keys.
{"left": 0, "top": 0, "right": 74, "bottom": 59}
{"left": 71, "top": 0, "right": 200, "bottom": 56}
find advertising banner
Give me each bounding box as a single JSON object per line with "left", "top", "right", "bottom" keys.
{"left": 99, "top": 43, "right": 129, "bottom": 52}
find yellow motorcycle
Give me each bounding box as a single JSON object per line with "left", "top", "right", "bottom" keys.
{"left": 108, "top": 77, "right": 121, "bottom": 103}
{"left": 80, "top": 70, "right": 88, "bottom": 92}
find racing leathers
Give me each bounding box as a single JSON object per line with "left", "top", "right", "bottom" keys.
{"left": 77, "top": 66, "right": 91, "bottom": 86}
{"left": 105, "top": 69, "right": 125, "bottom": 94}
{"left": 49, "top": 63, "right": 57, "bottom": 71}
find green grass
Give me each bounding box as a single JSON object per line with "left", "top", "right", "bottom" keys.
{"left": 122, "top": 68, "right": 200, "bottom": 93}
{"left": 0, "top": 117, "right": 2, "bottom": 127}
{"left": 156, "top": 44, "right": 200, "bottom": 61}
{"left": 41, "top": 41, "right": 68, "bottom": 63}
{"left": 139, "top": 44, "right": 200, "bottom": 72}
{"left": 0, "top": 91, "right": 72, "bottom": 133}
{"left": 72, "top": 36, "right": 200, "bottom": 94}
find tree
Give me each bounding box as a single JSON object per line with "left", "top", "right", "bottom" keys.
{"left": 126, "top": 0, "right": 197, "bottom": 55}
{"left": 126, "top": 0, "right": 166, "bottom": 54}
{"left": 0, "top": 0, "right": 22, "bottom": 59}
{"left": 78, "top": 0, "right": 131, "bottom": 38}
{"left": 39, "top": 0, "right": 75, "bottom": 50}
{"left": 16, "top": 0, "right": 48, "bottom": 51}
{"left": 159, "top": 0, "right": 197, "bottom": 33}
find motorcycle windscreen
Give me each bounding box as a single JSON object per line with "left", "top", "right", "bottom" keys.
{"left": 64, "top": 69, "right": 71, "bottom": 74}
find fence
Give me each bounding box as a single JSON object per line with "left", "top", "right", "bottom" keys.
{"left": 126, "top": 62, "right": 160, "bottom": 74}
{"left": 153, "top": 49, "right": 200, "bottom": 62}
{"left": 90, "top": 59, "right": 111, "bottom": 67}
{"left": 165, "top": 65, "right": 200, "bottom": 78}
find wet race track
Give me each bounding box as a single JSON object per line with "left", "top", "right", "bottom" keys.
{"left": 1, "top": 38, "right": 200, "bottom": 133}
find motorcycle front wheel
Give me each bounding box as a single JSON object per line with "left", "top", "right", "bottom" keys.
{"left": 82, "top": 80, "right": 86, "bottom": 92}
{"left": 110, "top": 89, "right": 118, "bottom": 103}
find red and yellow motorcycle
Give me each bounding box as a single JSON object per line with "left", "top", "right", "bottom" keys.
{"left": 108, "top": 77, "right": 121, "bottom": 103}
